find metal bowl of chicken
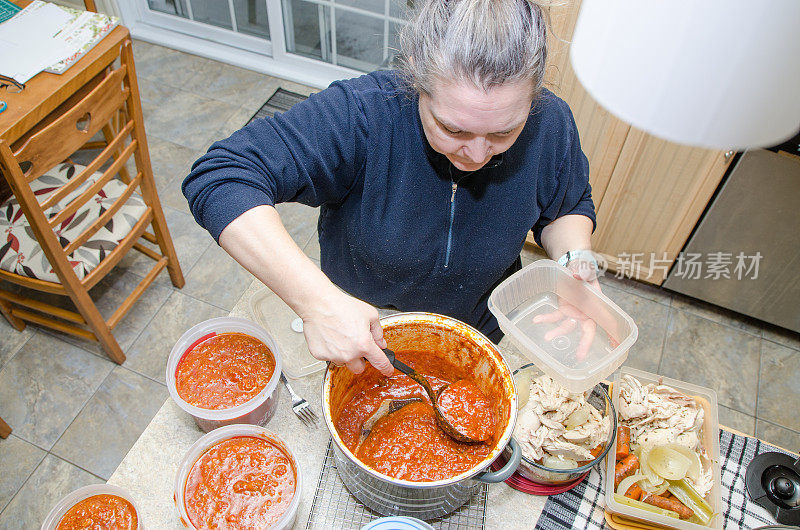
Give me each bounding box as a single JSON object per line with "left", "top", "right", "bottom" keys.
{"left": 507, "top": 364, "right": 616, "bottom": 485}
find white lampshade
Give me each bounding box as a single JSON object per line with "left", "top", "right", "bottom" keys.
{"left": 570, "top": 0, "right": 800, "bottom": 150}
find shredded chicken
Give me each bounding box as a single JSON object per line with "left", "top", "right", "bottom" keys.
{"left": 618, "top": 374, "right": 713, "bottom": 497}
{"left": 514, "top": 375, "right": 611, "bottom": 468}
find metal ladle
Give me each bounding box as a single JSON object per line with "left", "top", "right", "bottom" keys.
{"left": 382, "top": 348, "right": 485, "bottom": 444}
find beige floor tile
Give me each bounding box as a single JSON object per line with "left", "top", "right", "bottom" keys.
{"left": 0, "top": 455, "right": 102, "bottom": 529}
{"left": 660, "top": 308, "right": 760, "bottom": 415}
{"left": 0, "top": 333, "right": 114, "bottom": 449}
{"left": 670, "top": 292, "right": 762, "bottom": 336}
{"left": 118, "top": 206, "right": 214, "bottom": 278}
{"left": 51, "top": 366, "right": 168, "bottom": 480}
{"left": 181, "top": 244, "right": 256, "bottom": 311}
{"left": 0, "top": 316, "right": 33, "bottom": 372}
{"left": 757, "top": 340, "right": 800, "bottom": 432}
{"left": 719, "top": 405, "right": 756, "bottom": 436}
{"left": 142, "top": 89, "right": 240, "bottom": 151}
{"left": 756, "top": 419, "right": 800, "bottom": 453}
{"left": 0, "top": 435, "right": 46, "bottom": 513}
{"left": 601, "top": 283, "right": 668, "bottom": 373}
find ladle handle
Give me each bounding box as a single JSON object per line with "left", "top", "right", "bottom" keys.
{"left": 382, "top": 348, "right": 415, "bottom": 377}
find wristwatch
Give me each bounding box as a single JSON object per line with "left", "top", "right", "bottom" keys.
{"left": 556, "top": 249, "right": 598, "bottom": 270}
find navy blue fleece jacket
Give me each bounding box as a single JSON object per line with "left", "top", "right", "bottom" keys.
{"left": 183, "top": 71, "right": 595, "bottom": 341}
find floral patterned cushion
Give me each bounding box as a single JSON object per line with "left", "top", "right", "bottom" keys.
{"left": 0, "top": 162, "right": 147, "bottom": 283}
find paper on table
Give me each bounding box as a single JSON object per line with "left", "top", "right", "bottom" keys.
{"left": 0, "top": 1, "right": 80, "bottom": 83}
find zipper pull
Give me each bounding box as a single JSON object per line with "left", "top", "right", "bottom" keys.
{"left": 450, "top": 182, "right": 457, "bottom": 203}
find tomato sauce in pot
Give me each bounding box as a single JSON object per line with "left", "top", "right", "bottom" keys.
{"left": 335, "top": 351, "right": 498, "bottom": 481}
{"left": 184, "top": 436, "right": 296, "bottom": 530}
{"left": 438, "top": 379, "right": 495, "bottom": 441}
{"left": 176, "top": 332, "right": 275, "bottom": 409}
{"left": 56, "top": 494, "right": 137, "bottom": 530}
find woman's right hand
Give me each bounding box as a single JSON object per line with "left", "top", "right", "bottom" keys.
{"left": 301, "top": 291, "right": 395, "bottom": 376}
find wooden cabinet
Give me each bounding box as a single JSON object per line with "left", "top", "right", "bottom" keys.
{"left": 529, "top": 1, "right": 733, "bottom": 284}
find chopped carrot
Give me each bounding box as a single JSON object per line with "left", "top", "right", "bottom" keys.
{"left": 624, "top": 483, "right": 643, "bottom": 501}
{"left": 642, "top": 493, "right": 694, "bottom": 520}
{"left": 616, "top": 426, "right": 631, "bottom": 460}
{"left": 614, "top": 454, "right": 639, "bottom": 488}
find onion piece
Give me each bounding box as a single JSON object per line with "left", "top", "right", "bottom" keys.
{"left": 648, "top": 446, "right": 692, "bottom": 480}
{"left": 639, "top": 446, "right": 664, "bottom": 486}
{"left": 617, "top": 473, "right": 645, "bottom": 496}
{"left": 665, "top": 443, "right": 702, "bottom": 481}
{"left": 640, "top": 478, "right": 670, "bottom": 495}
{"left": 542, "top": 455, "right": 578, "bottom": 470}
{"left": 565, "top": 403, "right": 591, "bottom": 430}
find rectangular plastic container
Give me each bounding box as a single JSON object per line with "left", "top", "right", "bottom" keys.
{"left": 605, "top": 366, "right": 722, "bottom": 530}
{"left": 250, "top": 288, "right": 325, "bottom": 378}
{"left": 488, "top": 260, "right": 638, "bottom": 393}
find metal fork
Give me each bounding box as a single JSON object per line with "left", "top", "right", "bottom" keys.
{"left": 280, "top": 373, "right": 319, "bottom": 427}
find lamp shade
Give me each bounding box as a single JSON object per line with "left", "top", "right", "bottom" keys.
{"left": 570, "top": 0, "right": 800, "bottom": 150}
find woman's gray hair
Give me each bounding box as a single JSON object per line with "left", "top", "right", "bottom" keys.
{"left": 398, "top": 0, "right": 548, "bottom": 97}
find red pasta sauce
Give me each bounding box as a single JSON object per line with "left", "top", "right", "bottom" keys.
{"left": 184, "top": 436, "right": 296, "bottom": 530}
{"left": 176, "top": 332, "right": 275, "bottom": 409}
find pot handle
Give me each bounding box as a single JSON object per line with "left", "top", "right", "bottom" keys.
{"left": 474, "top": 438, "right": 521, "bottom": 483}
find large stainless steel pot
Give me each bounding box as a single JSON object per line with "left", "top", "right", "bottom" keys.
{"left": 322, "top": 312, "right": 521, "bottom": 519}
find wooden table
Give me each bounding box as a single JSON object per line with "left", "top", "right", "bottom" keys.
{"left": 0, "top": 0, "right": 128, "bottom": 199}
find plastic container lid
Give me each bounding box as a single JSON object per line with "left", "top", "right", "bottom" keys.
{"left": 250, "top": 288, "right": 325, "bottom": 378}
{"left": 488, "top": 260, "right": 638, "bottom": 393}
{"left": 361, "top": 517, "right": 435, "bottom": 530}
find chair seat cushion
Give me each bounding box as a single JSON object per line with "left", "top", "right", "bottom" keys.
{"left": 0, "top": 162, "right": 147, "bottom": 283}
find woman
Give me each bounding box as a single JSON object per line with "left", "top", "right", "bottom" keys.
{"left": 183, "top": 0, "right": 597, "bottom": 377}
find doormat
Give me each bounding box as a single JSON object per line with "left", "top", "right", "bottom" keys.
{"left": 248, "top": 88, "right": 309, "bottom": 124}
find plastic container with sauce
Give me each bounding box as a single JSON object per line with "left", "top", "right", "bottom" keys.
{"left": 41, "top": 484, "right": 143, "bottom": 530}
{"left": 604, "top": 366, "right": 722, "bottom": 530}
{"left": 174, "top": 424, "right": 302, "bottom": 530}
{"left": 488, "top": 259, "right": 638, "bottom": 393}
{"left": 166, "top": 316, "right": 283, "bottom": 432}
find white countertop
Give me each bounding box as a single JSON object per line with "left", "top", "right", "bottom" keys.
{"left": 108, "top": 281, "right": 553, "bottom": 529}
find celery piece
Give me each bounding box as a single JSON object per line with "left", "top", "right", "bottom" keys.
{"left": 613, "top": 494, "right": 680, "bottom": 519}
{"left": 666, "top": 479, "right": 713, "bottom": 526}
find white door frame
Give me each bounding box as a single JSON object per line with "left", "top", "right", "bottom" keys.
{"left": 117, "top": 0, "right": 364, "bottom": 89}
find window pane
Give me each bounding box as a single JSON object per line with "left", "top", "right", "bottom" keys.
{"left": 389, "top": 0, "right": 410, "bottom": 20}
{"left": 285, "top": 0, "right": 326, "bottom": 61}
{"left": 233, "top": 0, "right": 270, "bottom": 39}
{"left": 148, "top": 0, "right": 189, "bottom": 18}
{"left": 334, "top": 10, "right": 383, "bottom": 70}
{"left": 188, "top": 0, "right": 233, "bottom": 30}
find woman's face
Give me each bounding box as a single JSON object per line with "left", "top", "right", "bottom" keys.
{"left": 419, "top": 79, "right": 533, "bottom": 172}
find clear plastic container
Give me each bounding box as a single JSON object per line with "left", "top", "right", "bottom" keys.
{"left": 166, "top": 317, "right": 283, "bottom": 432}
{"left": 604, "top": 366, "right": 722, "bottom": 530}
{"left": 41, "top": 484, "right": 144, "bottom": 530}
{"left": 173, "top": 424, "right": 302, "bottom": 530}
{"left": 488, "top": 260, "right": 638, "bottom": 393}
{"left": 249, "top": 288, "right": 325, "bottom": 378}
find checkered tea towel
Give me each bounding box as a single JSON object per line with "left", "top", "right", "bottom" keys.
{"left": 534, "top": 429, "right": 796, "bottom": 530}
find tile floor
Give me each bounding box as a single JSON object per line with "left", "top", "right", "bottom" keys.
{"left": 1, "top": 40, "right": 799, "bottom": 528}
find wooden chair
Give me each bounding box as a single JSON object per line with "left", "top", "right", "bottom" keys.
{"left": 0, "top": 39, "right": 184, "bottom": 364}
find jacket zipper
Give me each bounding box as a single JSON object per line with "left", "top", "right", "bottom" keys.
{"left": 444, "top": 180, "right": 457, "bottom": 268}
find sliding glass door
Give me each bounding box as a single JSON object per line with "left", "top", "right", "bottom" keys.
{"left": 126, "top": 0, "right": 408, "bottom": 86}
